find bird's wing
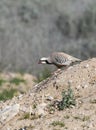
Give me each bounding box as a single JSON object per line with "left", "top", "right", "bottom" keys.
{"left": 51, "top": 53, "right": 72, "bottom": 66}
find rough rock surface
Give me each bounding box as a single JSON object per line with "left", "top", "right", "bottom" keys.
{"left": 0, "top": 104, "right": 20, "bottom": 125}
{"left": 0, "top": 58, "right": 96, "bottom": 130}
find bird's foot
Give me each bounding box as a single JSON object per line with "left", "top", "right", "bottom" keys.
{"left": 52, "top": 69, "right": 61, "bottom": 77}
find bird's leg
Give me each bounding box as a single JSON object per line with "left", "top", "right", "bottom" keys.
{"left": 52, "top": 68, "right": 61, "bottom": 77}
{"left": 55, "top": 66, "right": 69, "bottom": 75}
{"left": 52, "top": 66, "right": 70, "bottom": 77}
{"left": 56, "top": 68, "right": 61, "bottom": 73}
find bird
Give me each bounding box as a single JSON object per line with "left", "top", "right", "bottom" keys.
{"left": 38, "top": 52, "right": 81, "bottom": 68}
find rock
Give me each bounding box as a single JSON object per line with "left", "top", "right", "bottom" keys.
{"left": 35, "top": 103, "right": 47, "bottom": 117}
{"left": 84, "top": 64, "right": 89, "bottom": 68}
{"left": 0, "top": 104, "right": 20, "bottom": 125}
{"left": 45, "top": 95, "right": 54, "bottom": 101}
{"left": 17, "top": 94, "right": 23, "bottom": 100}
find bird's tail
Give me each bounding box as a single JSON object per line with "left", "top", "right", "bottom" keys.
{"left": 75, "top": 58, "right": 82, "bottom": 62}
{"left": 71, "top": 57, "right": 82, "bottom": 66}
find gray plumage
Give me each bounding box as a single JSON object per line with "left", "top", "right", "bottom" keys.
{"left": 39, "top": 52, "right": 81, "bottom": 68}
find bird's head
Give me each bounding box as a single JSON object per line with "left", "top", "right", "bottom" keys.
{"left": 38, "top": 57, "right": 52, "bottom": 64}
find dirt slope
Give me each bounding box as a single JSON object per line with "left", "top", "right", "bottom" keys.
{"left": 0, "top": 58, "right": 96, "bottom": 130}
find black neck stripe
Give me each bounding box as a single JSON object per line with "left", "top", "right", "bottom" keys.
{"left": 46, "top": 60, "right": 52, "bottom": 64}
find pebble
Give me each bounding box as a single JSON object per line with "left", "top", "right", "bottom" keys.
{"left": 84, "top": 64, "right": 89, "bottom": 68}
{"left": 34, "top": 103, "right": 47, "bottom": 116}
{"left": 46, "top": 96, "right": 54, "bottom": 101}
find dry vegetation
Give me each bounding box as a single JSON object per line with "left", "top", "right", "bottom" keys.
{"left": 0, "top": 72, "right": 36, "bottom": 101}
{"left": 0, "top": 58, "right": 96, "bottom": 130}
{"left": 0, "top": 0, "right": 96, "bottom": 75}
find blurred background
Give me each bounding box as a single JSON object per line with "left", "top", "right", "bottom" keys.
{"left": 0, "top": 0, "right": 96, "bottom": 75}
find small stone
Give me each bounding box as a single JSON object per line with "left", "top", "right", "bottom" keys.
{"left": 35, "top": 103, "right": 47, "bottom": 116}
{"left": 68, "top": 66, "right": 73, "bottom": 70}
{"left": 68, "top": 80, "right": 73, "bottom": 84}
{"left": 84, "top": 64, "right": 89, "bottom": 68}
{"left": 18, "top": 94, "right": 23, "bottom": 99}
{"left": 76, "top": 85, "right": 81, "bottom": 90}
{"left": 49, "top": 110, "right": 54, "bottom": 114}
{"left": 46, "top": 96, "right": 54, "bottom": 101}
{"left": 84, "top": 84, "right": 88, "bottom": 88}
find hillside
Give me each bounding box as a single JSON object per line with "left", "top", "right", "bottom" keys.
{"left": 0, "top": 58, "right": 96, "bottom": 130}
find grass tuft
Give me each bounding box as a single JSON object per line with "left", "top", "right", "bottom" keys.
{"left": 0, "top": 89, "right": 17, "bottom": 101}
{"left": 0, "top": 79, "right": 6, "bottom": 86}
{"left": 74, "top": 115, "right": 90, "bottom": 121}
{"left": 20, "top": 112, "right": 40, "bottom": 120}
{"left": 51, "top": 121, "right": 65, "bottom": 127}
{"left": 90, "top": 99, "right": 96, "bottom": 104}
{"left": 23, "top": 112, "right": 30, "bottom": 119}
{"left": 10, "top": 77, "right": 26, "bottom": 85}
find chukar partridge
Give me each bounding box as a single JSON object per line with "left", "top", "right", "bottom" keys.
{"left": 38, "top": 52, "right": 81, "bottom": 68}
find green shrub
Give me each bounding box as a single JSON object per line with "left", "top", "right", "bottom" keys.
{"left": 0, "top": 79, "right": 6, "bottom": 86}
{"left": 55, "top": 3, "right": 96, "bottom": 39}
{"left": 0, "top": 89, "right": 17, "bottom": 101}
{"left": 55, "top": 14, "right": 70, "bottom": 37}
{"left": 10, "top": 77, "right": 26, "bottom": 85}
{"left": 75, "top": 4, "right": 96, "bottom": 39}
{"left": 58, "top": 87, "right": 76, "bottom": 110}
